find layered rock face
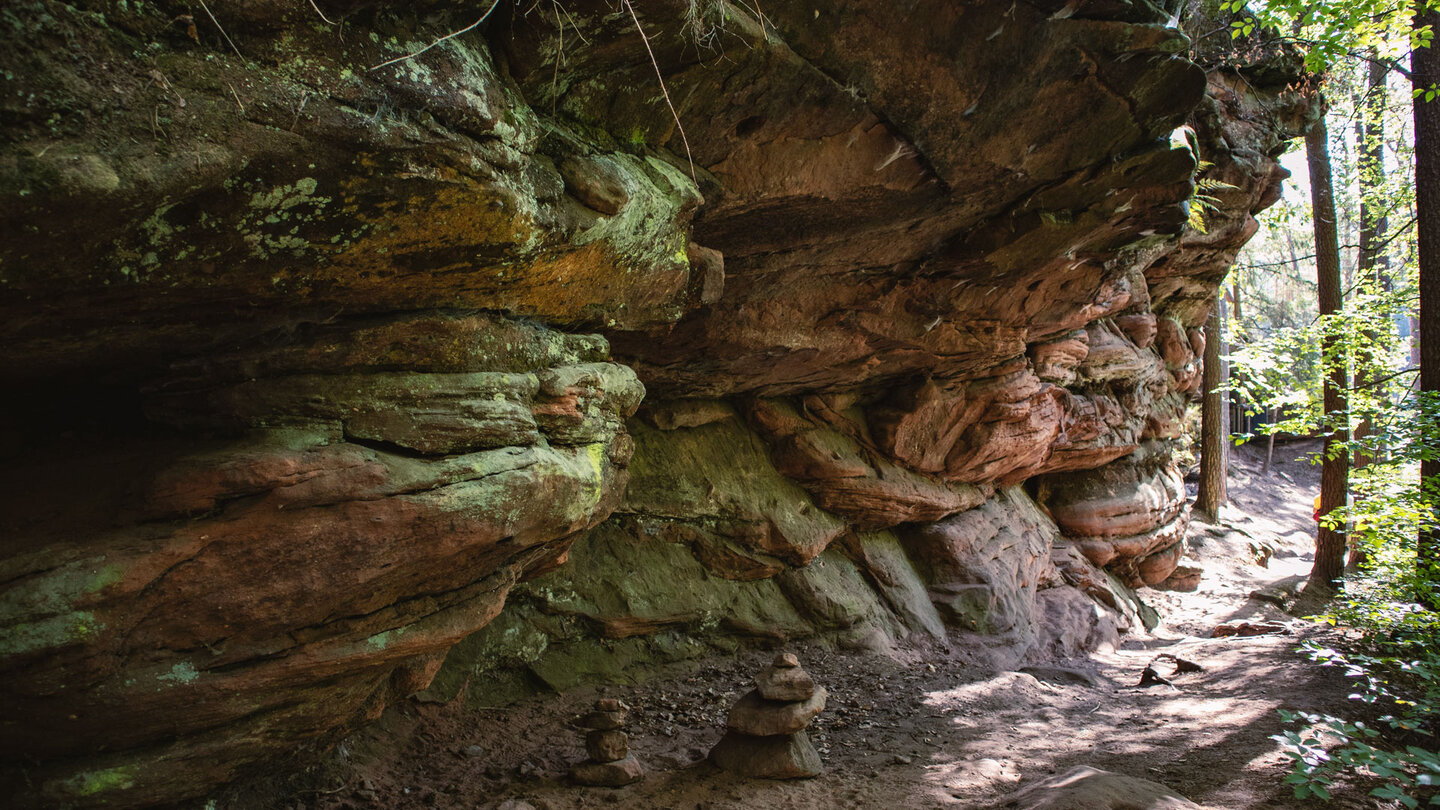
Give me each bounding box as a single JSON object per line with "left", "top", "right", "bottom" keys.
{"left": 0, "top": 0, "right": 1312, "bottom": 806}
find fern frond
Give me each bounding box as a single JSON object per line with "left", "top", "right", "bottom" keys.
{"left": 1186, "top": 163, "right": 1239, "bottom": 234}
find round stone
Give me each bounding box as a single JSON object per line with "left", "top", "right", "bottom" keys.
{"left": 773, "top": 652, "right": 800, "bottom": 668}
{"left": 586, "top": 729, "right": 629, "bottom": 762}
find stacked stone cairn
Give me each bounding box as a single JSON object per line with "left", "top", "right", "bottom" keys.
{"left": 569, "top": 698, "right": 644, "bottom": 787}
{"left": 709, "top": 653, "right": 827, "bottom": 778}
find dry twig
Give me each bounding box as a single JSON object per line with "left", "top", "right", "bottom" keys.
{"left": 227, "top": 82, "right": 246, "bottom": 116}
{"left": 621, "top": 0, "right": 696, "bottom": 184}
{"left": 290, "top": 91, "right": 312, "bottom": 131}
{"left": 196, "top": 0, "right": 243, "bottom": 59}
{"left": 369, "top": 0, "right": 502, "bottom": 71}
{"left": 151, "top": 105, "right": 167, "bottom": 141}
{"left": 307, "top": 0, "right": 339, "bottom": 26}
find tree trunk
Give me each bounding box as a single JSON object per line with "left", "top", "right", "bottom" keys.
{"left": 1349, "top": 58, "right": 1388, "bottom": 567}
{"left": 1307, "top": 113, "right": 1349, "bottom": 591}
{"left": 1416, "top": 4, "right": 1440, "bottom": 585}
{"left": 1358, "top": 60, "right": 1390, "bottom": 289}
{"left": 1196, "top": 291, "right": 1227, "bottom": 522}
{"left": 1264, "top": 407, "right": 1276, "bottom": 474}
{"left": 1221, "top": 294, "right": 1231, "bottom": 475}
{"left": 1355, "top": 58, "right": 1388, "bottom": 470}
{"left": 1230, "top": 283, "right": 1246, "bottom": 437}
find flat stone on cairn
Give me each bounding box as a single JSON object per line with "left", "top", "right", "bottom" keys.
{"left": 756, "top": 652, "right": 818, "bottom": 702}
{"left": 709, "top": 652, "right": 825, "bottom": 778}
{"left": 580, "top": 697, "right": 628, "bottom": 730}
{"left": 727, "top": 686, "right": 827, "bottom": 736}
{"left": 570, "top": 756, "right": 644, "bottom": 787}
{"left": 570, "top": 698, "right": 643, "bottom": 787}
{"left": 710, "top": 730, "right": 824, "bottom": 779}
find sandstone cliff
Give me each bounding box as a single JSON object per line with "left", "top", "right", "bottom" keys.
{"left": 0, "top": 1, "right": 1313, "bottom": 806}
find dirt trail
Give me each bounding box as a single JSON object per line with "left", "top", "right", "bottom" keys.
{"left": 256, "top": 440, "right": 1386, "bottom": 810}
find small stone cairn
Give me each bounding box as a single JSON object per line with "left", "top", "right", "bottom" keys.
{"left": 709, "top": 652, "right": 826, "bottom": 778}
{"left": 569, "top": 698, "right": 644, "bottom": 787}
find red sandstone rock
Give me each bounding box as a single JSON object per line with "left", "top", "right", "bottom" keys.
{"left": 727, "top": 688, "right": 827, "bottom": 736}
{"left": 0, "top": 0, "right": 1315, "bottom": 804}
{"left": 1114, "top": 313, "right": 1159, "bottom": 349}
{"left": 709, "top": 730, "right": 823, "bottom": 779}
{"left": 570, "top": 754, "right": 644, "bottom": 787}
{"left": 756, "top": 661, "right": 816, "bottom": 702}
{"left": 586, "top": 730, "right": 629, "bottom": 762}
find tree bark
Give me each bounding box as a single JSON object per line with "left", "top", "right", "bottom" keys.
{"left": 1230, "top": 284, "right": 1247, "bottom": 437}
{"left": 1416, "top": 4, "right": 1440, "bottom": 583}
{"left": 1354, "top": 58, "right": 1389, "bottom": 474}
{"left": 1307, "top": 113, "right": 1349, "bottom": 590}
{"left": 1348, "top": 59, "right": 1390, "bottom": 567}
{"left": 1196, "top": 291, "right": 1228, "bottom": 522}
{"left": 1358, "top": 60, "right": 1390, "bottom": 288}
{"left": 1264, "top": 407, "right": 1276, "bottom": 474}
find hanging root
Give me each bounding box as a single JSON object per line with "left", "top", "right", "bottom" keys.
{"left": 196, "top": 0, "right": 243, "bottom": 59}
{"left": 622, "top": 0, "right": 697, "bottom": 185}
{"left": 370, "top": 0, "right": 503, "bottom": 72}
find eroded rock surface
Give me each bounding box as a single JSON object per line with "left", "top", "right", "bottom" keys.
{"left": 0, "top": 0, "right": 1313, "bottom": 805}
{"left": 0, "top": 314, "right": 642, "bottom": 806}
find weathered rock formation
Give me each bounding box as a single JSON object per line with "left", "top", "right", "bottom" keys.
{"left": 0, "top": 0, "right": 1314, "bottom": 806}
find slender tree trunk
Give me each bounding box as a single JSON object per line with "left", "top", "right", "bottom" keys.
{"left": 1348, "top": 60, "right": 1390, "bottom": 567}
{"left": 1230, "top": 284, "right": 1245, "bottom": 437}
{"left": 1286, "top": 230, "right": 1303, "bottom": 281}
{"left": 1196, "top": 291, "right": 1228, "bottom": 522}
{"left": 1416, "top": 4, "right": 1440, "bottom": 587}
{"left": 1264, "top": 407, "right": 1276, "bottom": 474}
{"left": 1308, "top": 113, "right": 1349, "bottom": 591}
{"left": 1358, "top": 60, "right": 1391, "bottom": 290}
{"left": 1220, "top": 295, "right": 1231, "bottom": 470}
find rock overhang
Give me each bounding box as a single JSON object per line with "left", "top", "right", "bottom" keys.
{"left": 0, "top": 1, "right": 1314, "bottom": 806}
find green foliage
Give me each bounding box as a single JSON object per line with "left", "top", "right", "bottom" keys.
{"left": 1274, "top": 705, "right": 1440, "bottom": 807}
{"left": 1221, "top": 0, "right": 1434, "bottom": 74}
{"left": 1223, "top": 3, "right": 1440, "bottom": 800}
{"left": 1187, "top": 160, "right": 1239, "bottom": 234}
{"left": 1228, "top": 275, "right": 1413, "bottom": 442}
{"left": 1270, "top": 396, "right": 1440, "bottom": 805}
{"left": 1273, "top": 617, "right": 1440, "bottom": 805}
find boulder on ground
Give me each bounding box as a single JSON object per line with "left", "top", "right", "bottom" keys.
{"left": 1002, "top": 766, "right": 1203, "bottom": 809}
